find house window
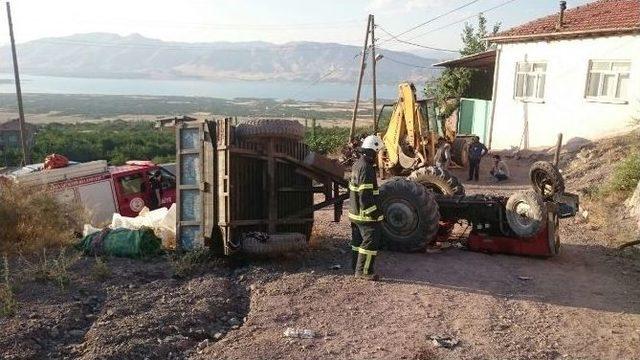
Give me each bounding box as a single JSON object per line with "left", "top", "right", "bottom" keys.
{"left": 118, "top": 174, "right": 145, "bottom": 195}
{"left": 585, "top": 60, "right": 631, "bottom": 101}
{"left": 514, "top": 62, "right": 547, "bottom": 101}
{"left": 6, "top": 132, "right": 19, "bottom": 146}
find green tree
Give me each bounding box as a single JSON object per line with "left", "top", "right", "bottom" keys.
{"left": 426, "top": 13, "right": 500, "bottom": 117}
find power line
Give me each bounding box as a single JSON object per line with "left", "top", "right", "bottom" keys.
{"left": 376, "top": 26, "right": 459, "bottom": 53}
{"left": 406, "top": 0, "right": 521, "bottom": 42}
{"left": 381, "top": 55, "right": 432, "bottom": 69}
{"left": 377, "top": 0, "right": 483, "bottom": 45}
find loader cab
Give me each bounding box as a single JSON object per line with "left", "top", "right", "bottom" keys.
{"left": 376, "top": 98, "right": 440, "bottom": 136}
{"left": 376, "top": 103, "right": 396, "bottom": 134}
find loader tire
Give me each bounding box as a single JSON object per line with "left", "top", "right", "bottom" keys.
{"left": 452, "top": 137, "right": 472, "bottom": 167}
{"left": 529, "top": 161, "right": 565, "bottom": 200}
{"left": 379, "top": 178, "right": 440, "bottom": 252}
{"left": 408, "top": 166, "right": 465, "bottom": 196}
{"left": 506, "top": 190, "right": 546, "bottom": 237}
{"left": 235, "top": 119, "right": 305, "bottom": 140}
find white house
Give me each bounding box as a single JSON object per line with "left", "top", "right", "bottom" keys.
{"left": 439, "top": 0, "right": 640, "bottom": 150}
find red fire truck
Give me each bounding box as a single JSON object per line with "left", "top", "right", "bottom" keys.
{"left": 7, "top": 160, "right": 176, "bottom": 225}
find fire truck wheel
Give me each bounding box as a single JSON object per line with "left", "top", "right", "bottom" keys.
{"left": 408, "top": 166, "right": 465, "bottom": 196}
{"left": 529, "top": 161, "right": 565, "bottom": 200}
{"left": 235, "top": 119, "right": 305, "bottom": 140}
{"left": 506, "top": 190, "right": 546, "bottom": 237}
{"left": 379, "top": 178, "right": 440, "bottom": 252}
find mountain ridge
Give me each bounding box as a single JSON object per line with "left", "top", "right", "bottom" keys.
{"left": 0, "top": 33, "right": 444, "bottom": 84}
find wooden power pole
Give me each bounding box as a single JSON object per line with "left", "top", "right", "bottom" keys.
{"left": 370, "top": 14, "right": 378, "bottom": 133}
{"left": 349, "top": 14, "right": 380, "bottom": 139}
{"left": 6, "top": 1, "right": 30, "bottom": 165}
{"left": 349, "top": 15, "right": 372, "bottom": 140}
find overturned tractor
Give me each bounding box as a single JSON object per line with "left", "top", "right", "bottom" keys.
{"left": 379, "top": 160, "right": 578, "bottom": 257}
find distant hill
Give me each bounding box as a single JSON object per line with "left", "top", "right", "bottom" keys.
{"left": 0, "top": 33, "right": 443, "bottom": 84}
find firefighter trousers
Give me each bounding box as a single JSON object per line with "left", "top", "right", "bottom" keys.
{"left": 350, "top": 222, "right": 381, "bottom": 275}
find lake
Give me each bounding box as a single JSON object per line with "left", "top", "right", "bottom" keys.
{"left": 0, "top": 73, "right": 401, "bottom": 101}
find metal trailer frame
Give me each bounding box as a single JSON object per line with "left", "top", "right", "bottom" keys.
{"left": 435, "top": 192, "right": 578, "bottom": 257}
{"left": 176, "top": 118, "right": 348, "bottom": 254}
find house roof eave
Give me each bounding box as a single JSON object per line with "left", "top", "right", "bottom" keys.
{"left": 485, "top": 27, "right": 640, "bottom": 44}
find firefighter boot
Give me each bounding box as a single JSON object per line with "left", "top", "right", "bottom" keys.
{"left": 351, "top": 246, "right": 359, "bottom": 272}
{"left": 355, "top": 250, "right": 378, "bottom": 281}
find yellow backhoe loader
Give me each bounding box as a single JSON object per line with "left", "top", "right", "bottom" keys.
{"left": 373, "top": 82, "right": 464, "bottom": 196}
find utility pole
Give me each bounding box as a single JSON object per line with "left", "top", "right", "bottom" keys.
{"left": 370, "top": 14, "right": 378, "bottom": 133}
{"left": 6, "top": 2, "right": 30, "bottom": 165}
{"left": 349, "top": 15, "right": 372, "bottom": 140}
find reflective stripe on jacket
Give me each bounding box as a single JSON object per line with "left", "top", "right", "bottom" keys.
{"left": 349, "top": 155, "right": 383, "bottom": 223}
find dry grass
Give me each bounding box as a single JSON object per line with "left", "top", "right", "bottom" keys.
{"left": 20, "top": 248, "right": 81, "bottom": 289}
{"left": 0, "top": 254, "right": 17, "bottom": 317}
{"left": 0, "top": 182, "right": 85, "bottom": 255}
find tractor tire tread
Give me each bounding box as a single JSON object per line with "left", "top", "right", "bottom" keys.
{"left": 380, "top": 178, "right": 440, "bottom": 252}
{"left": 408, "top": 166, "right": 465, "bottom": 196}
{"left": 529, "top": 161, "right": 565, "bottom": 200}
{"left": 235, "top": 119, "right": 305, "bottom": 140}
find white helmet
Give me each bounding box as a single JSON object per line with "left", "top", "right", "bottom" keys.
{"left": 361, "top": 135, "right": 385, "bottom": 152}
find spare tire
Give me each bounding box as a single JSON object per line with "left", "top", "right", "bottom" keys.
{"left": 452, "top": 137, "right": 473, "bottom": 167}
{"left": 506, "top": 190, "right": 546, "bottom": 237}
{"left": 408, "top": 166, "right": 465, "bottom": 196}
{"left": 235, "top": 119, "right": 305, "bottom": 140}
{"left": 379, "top": 178, "right": 440, "bottom": 252}
{"left": 529, "top": 161, "right": 565, "bottom": 200}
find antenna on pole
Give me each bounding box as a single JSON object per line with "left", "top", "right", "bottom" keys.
{"left": 6, "top": 1, "right": 30, "bottom": 165}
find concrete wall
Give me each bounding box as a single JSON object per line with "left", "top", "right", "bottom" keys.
{"left": 490, "top": 35, "right": 640, "bottom": 150}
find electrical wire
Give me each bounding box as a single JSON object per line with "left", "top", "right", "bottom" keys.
{"left": 405, "top": 0, "right": 521, "bottom": 42}
{"left": 380, "top": 55, "right": 432, "bottom": 69}
{"left": 377, "top": 0, "right": 483, "bottom": 45}
{"left": 377, "top": 26, "right": 459, "bottom": 53}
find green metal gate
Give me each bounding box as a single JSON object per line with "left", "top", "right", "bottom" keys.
{"left": 458, "top": 98, "right": 492, "bottom": 143}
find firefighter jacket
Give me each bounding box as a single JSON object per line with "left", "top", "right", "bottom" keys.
{"left": 349, "top": 155, "right": 383, "bottom": 223}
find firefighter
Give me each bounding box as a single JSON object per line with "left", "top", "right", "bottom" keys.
{"left": 349, "top": 135, "right": 384, "bottom": 280}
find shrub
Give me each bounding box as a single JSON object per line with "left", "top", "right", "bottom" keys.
{"left": 608, "top": 151, "right": 640, "bottom": 194}
{"left": 21, "top": 248, "right": 80, "bottom": 289}
{"left": 304, "top": 126, "right": 370, "bottom": 155}
{"left": 91, "top": 256, "right": 112, "bottom": 281}
{"left": 0, "top": 183, "right": 84, "bottom": 254}
{"left": 170, "top": 249, "right": 213, "bottom": 279}
{"left": 31, "top": 120, "right": 175, "bottom": 165}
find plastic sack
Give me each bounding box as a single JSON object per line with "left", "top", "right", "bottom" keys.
{"left": 76, "top": 227, "right": 161, "bottom": 258}
{"left": 110, "top": 204, "right": 176, "bottom": 249}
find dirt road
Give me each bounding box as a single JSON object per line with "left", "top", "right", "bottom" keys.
{"left": 199, "top": 203, "right": 640, "bottom": 360}
{"left": 2, "top": 141, "right": 639, "bottom": 359}
{"left": 202, "top": 152, "right": 640, "bottom": 359}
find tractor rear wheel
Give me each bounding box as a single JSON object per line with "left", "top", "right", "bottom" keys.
{"left": 379, "top": 178, "right": 440, "bottom": 252}
{"left": 506, "top": 190, "right": 546, "bottom": 237}
{"left": 408, "top": 166, "right": 465, "bottom": 196}
{"left": 235, "top": 119, "right": 305, "bottom": 140}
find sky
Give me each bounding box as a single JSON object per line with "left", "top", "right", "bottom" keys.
{"left": 1, "top": 0, "right": 595, "bottom": 57}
